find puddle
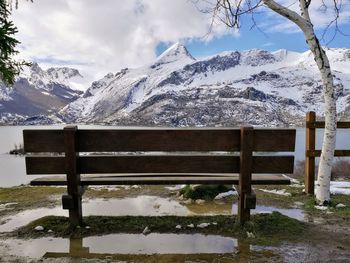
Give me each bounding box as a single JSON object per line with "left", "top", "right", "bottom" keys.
{"left": 233, "top": 205, "right": 306, "bottom": 221}
{"left": 1, "top": 234, "right": 238, "bottom": 258}
{"left": 0, "top": 196, "right": 305, "bottom": 232}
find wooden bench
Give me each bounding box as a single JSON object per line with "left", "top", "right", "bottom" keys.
{"left": 23, "top": 126, "right": 296, "bottom": 226}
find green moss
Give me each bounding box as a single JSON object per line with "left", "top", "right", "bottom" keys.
{"left": 179, "top": 185, "right": 232, "bottom": 200}
{"left": 12, "top": 213, "right": 305, "bottom": 246}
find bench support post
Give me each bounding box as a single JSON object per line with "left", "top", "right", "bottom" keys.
{"left": 64, "top": 126, "right": 82, "bottom": 226}
{"left": 305, "top": 111, "right": 316, "bottom": 195}
{"left": 238, "top": 126, "right": 254, "bottom": 225}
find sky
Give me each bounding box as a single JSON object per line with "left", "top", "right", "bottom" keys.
{"left": 11, "top": 0, "right": 350, "bottom": 90}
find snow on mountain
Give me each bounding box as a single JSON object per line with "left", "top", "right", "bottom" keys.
{"left": 58, "top": 45, "right": 350, "bottom": 127}
{"left": 0, "top": 63, "right": 84, "bottom": 124}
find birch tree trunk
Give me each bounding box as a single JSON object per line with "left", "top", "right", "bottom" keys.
{"left": 264, "top": 0, "right": 336, "bottom": 204}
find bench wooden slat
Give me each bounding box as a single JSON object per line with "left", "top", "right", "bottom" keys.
{"left": 24, "top": 128, "right": 296, "bottom": 153}
{"left": 26, "top": 155, "right": 240, "bottom": 174}
{"left": 253, "top": 129, "right": 295, "bottom": 152}
{"left": 25, "top": 155, "right": 293, "bottom": 174}
{"left": 30, "top": 174, "right": 290, "bottom": 186}
{"left": 23, "top": 130, "right": 64, "bottom": 153}
{"left": 306, "top": 149, "right": 350, "bottom": 157}
{"left": 24, "top": 129, "right": 241, "bottom": 153}
{"left": 253, "top": 156, "right": 294, "bottom": 173}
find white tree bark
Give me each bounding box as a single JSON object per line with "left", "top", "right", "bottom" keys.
{"left": 263, "top": 0, "right": 337, "bottom": 204}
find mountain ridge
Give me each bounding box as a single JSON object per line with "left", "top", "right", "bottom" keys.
{"left": 58, "top": 46, "right": 350, "bottom": 127}
{"left": 1, "top": 46, "right": 350, "bottom": 126}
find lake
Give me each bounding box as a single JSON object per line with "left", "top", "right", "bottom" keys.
{"left": 1, "top": 125, "right": 349, "bottom": 187}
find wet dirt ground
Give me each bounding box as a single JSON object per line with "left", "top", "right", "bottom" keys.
{"left": 0, "top": 185, "right": 349, "bottom": 263}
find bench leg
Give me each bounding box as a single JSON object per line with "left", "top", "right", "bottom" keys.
{"left": 238, "top": 191, "right": 250, "bottom": 224}
{"left": 64, "top": 126, "right": 83, "bottom": 226}
{"left": 238, "top": 126, "right": 254, "bottom": 225}
{"left": 62, "top": 191, "right": 83, "bottom": 226}
{"left": 69, "top": 194, "right": 82, "bottom": 226}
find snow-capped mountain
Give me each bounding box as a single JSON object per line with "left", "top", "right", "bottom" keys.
{"left": 0, "top": 63, "right": 83, "bottom": 124}
{"left": 59, "top": 43, "right": 350, "bottom": 127}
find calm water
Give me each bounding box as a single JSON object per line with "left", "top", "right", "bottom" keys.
{"left": 0, "top": 125, "right": 349, "bottom": 187}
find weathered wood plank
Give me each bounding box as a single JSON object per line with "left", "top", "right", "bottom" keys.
{"left": 25, "top": 156, "right": 65, "bottom": 174}
{"left": 253, "top": 129, "right": 296, "bottom": 152}
{"left": 307, "top": 121, "right": 350, "bottom": 129}
{"left": 305, "top": 111, "right": 316, "bottom": 195}
{"left": 30, "top": 174, "right": 290, "bottom": 186}
{"left": 64, "top": 126, "right": 82, "bottom": 226}
{"left": 25, "top": 155, "right": 294, "bottom": 175}
{"left": 239, "top": 126, "right": 254, "bottom": 223}
{"left": 306, "top": 150, "right": 350, "bottom": 157}
{"left": 23, "top": 129, "right": 241, "bottom": 152}
{"left": 26, "top": 155, "right": 240, "bottom": 174}
{"left": 253, "top": 156, "right": 294, "bottom": 174}
{"left": 23, "top": 129, "right": 64, "bottom": 153}
{"left": 24, "top": 128, "right": 296, "bottom": 153}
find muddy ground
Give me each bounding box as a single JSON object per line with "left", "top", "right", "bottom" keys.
{"left": 0, "top": 181, "right": 349, "bottom": 263}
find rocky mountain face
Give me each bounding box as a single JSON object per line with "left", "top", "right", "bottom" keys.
{"left": 0, "top": 63, "right": 83, "bottom": 125}
{"left": 59, "top": 43, "right": 350, "bottom": 127}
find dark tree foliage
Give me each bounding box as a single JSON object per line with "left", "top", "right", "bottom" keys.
{"left": 0, "top": 0, "right": 30, "bottom": 86}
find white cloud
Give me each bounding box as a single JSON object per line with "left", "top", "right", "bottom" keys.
{"left": 11, "top": 0, "right": 231, "bottom": 88}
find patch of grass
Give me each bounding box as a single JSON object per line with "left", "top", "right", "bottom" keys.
{"left": 255, "top": 185, "right": 313, "bottom": 208}
{"left": 304, "top": 194, "right": 350, "bottom": 219}
{"left": 0, "top": 186, "right": 64, "bottom": 216}
{"left": 179, "top": 185, "right": 232, "bottom": 200}
{"left": 12, "top": 212, "right": 305, "bottom": 246}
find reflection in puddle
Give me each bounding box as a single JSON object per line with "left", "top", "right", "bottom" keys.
{"left": 2, "top": 234, "right": 238, "bottom": 258}
{"left": 233, "top": 205, "right": 305, "bottom": 221}
{"left": 0, "top": 196, "right": 305, "bottom": 232}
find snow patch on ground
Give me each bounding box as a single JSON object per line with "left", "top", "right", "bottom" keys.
{"left": 330, "top": 181, "right": 350, "bottom": 195}
{"left": 214, "top": 190, "right": 237, "bottom": 200}
{"left": 164, "top": 185, "right": 186, "bottom": 191}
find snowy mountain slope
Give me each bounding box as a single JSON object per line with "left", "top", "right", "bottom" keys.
{"left": 0, "top": 63, "right": 83, "bottom": 124}
{"left": 58, "top": 44, "right": 350, "bottom": 126}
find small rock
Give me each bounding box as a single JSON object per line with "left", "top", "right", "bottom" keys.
{"left": 183, "top": 198, "right": 193, "bottom": 204}
{"left": 197, "top": 223, "right": 210, "bottom": 228}
{"left": 212, "top": 222, "right": 218, "bottom": 225}
{"left": 178, "top": 194, "right": 184, "bottom": 200}
{"left": 85, "top": 226, "right": 91, "bottom": 229}
{"left": 47, "top": 229, "right": 53, "bottom": 233}
{"left": 175, "top": 225, "right": 182, "bottom": 229}
{"left": 247, "top": 232, "right": 255, "bottom": 238}
{"left": 153, "top": 204, "right": 161, "bottom": 209}
{"left": 293, "top": 201, "right": 304, "bottom": 207}
{"left": 187, "top": 224, "right": 194, "bottom": 228}
{"left": 142, "top": 226, "right": 151, "bottom": 235}
{"left": 195, "top": 199, "right": 205, "bottom": 204}
{"left": 34, "top": 226, "right": 44, "bottom": 231}
{"left": 336, "top": 203, "right": 346, "bottom": 209}
{"left": 314, "top": 205, "right": 328, "bottom": 211}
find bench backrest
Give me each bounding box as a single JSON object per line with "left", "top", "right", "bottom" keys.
{"left": 23, "top": 126, "right": 296, "bottom": 176}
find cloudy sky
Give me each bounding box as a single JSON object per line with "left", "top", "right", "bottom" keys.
{"left": 11, "top": 0, "right": 350, "bottom": 89}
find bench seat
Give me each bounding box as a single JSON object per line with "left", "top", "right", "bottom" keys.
{"left": 30, "top": 174, "right": 290, "bottom": 186}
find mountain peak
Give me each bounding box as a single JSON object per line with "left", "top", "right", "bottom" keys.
{"left": 155, "top": 42, "right": 195, "bottom": 65}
